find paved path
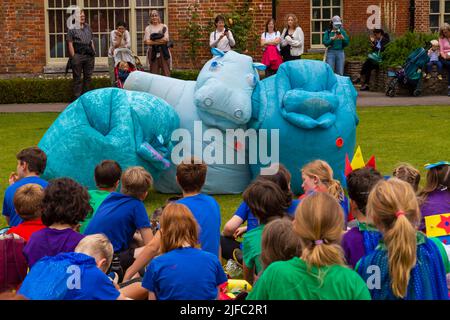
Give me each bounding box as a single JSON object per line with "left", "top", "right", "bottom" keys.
{"left": 0, "top": 91, "right": 449, "bottom": 113}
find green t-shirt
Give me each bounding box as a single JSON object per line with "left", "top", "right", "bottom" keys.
{"left": 242, "top": 224, "right": 265, "bottom": 275}
{"left": 247, "top": 257, "right": 371, "bottom": 300}
{"left": 79, "top": 190, "right": 111, "bottom": 234}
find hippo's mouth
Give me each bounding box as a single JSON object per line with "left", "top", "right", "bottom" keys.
{"left": 280, "top": 89, "right": 338, "bottom": 129}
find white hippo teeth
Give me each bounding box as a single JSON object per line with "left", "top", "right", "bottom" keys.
{"left": 234, "top": 109, "right": 243, "bottom": 119}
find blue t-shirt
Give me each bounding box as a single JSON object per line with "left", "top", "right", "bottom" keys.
{"left": 2, "top": 176, "right": 48, "bottom": 227}
{"left": 84, "top": 192, "right": 151, "bottom": 252}
{"left": 63, "top": 254, "right": 120, "bottom": 300}
{"left": 177, "top": 194, "right": 221, "bottom": 257}
{"left": 142, "top": 247, "right": 227, "bottom": 300}
{"left": 235, "top": 199, "right": 301, "bottom": 232}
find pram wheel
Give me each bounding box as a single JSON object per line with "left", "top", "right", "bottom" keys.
{"left": 386, "top": 88, "right": 396, "bottom": 97}
{"left": 413, "top": 89, "right": 422, "bottom": 97}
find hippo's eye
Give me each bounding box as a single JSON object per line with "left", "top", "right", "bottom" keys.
{"left": 234, "top": 109, "right": 243, "bottom": 119}
{"left": 210, "top": 61, "right": 223, "bottom": 71}
{"left": 246, "top": 74, "right": 257, "bottom": 87}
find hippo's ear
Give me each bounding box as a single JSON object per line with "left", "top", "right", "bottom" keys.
{"left": 252, "top": 63, "right": 266, "bottom": 71}
{"left": 211, "top": 48, "right": 225, "bottom": 57}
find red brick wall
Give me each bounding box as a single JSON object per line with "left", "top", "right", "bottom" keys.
{"left": 415, "top": 0, "right": 430, "bottom": 32}
{"left": 0, "top": 0, "right": 46, "bottom": 74}
{"left": 169, "top": 0, "right": 273, "bottom": 69}
{"left": 276, "top": 0, "right": 310, "bottom": 51}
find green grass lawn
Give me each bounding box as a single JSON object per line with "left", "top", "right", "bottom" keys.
{"left": 1, "top": 106, "right": 449, "bottom": 229}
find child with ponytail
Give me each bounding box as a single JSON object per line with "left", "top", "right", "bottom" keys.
{"left": 356, "top": 178, "right": 449, "bottom": 300}
{"left": 301, "top": 160, "right": 350, "bottom": 223}
{"left": 417, "top": 162, "right": 450, "bottom": 232}
{"left": 247, "top": 192, "right": 370, "bottom": 300}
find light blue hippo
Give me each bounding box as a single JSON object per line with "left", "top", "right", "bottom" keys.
{"left": 124, "top": 49, "right": 265, "bottom": 194}
{"left": 249, "top": 60, "right": 359, "bottom": 194}
{"left": 38, "top": 88, "right": 180, "bottom": 189}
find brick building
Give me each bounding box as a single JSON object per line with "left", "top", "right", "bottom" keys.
{"left": 0, "top": 0, "right": 449, "bottom": 76}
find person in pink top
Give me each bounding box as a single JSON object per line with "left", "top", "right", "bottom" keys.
{"left": 438, "top": 23, "right": 450, "bottom": 96}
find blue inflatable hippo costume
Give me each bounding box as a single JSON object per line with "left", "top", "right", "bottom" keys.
{"left": 38, "top": 88, "right": 179, "bottom": 189}
{"left": 250, "top": 60, "right": 359, "bottom": 194}
{"left": 124, "top": 49, "right": 265, "bottom": 194}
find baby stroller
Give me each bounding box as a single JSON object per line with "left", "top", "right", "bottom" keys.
{"left": 386, "top": 47, "right": 430, "bottom": 97}
{"left": 113, "top": 48, "right": 143, "bottom": 88}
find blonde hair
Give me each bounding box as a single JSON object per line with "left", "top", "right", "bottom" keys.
{"left": 366, "top": 178, "right": 420, "bottom": 298}
{"left": 150, "top": 10, "right": 161, "bottom": 24}
{"left": 392, "top": 163, "right": 421, "bottom": 192}
{"left": 418, "top": 164, "right": 450, "bottom": 206}
{"left": 13, "top": 184, "right": 44, "bottom": 221}
{"left": 75, "top": 234, "right": 114, "bottom": 270}
{"left": 301, "top": 160, "right": 344, "bottom": 201}
{"left": 121, "top": 166, "right": 153, "bottom": 199}
{"left": 293, "top": 192, "right": 346, "bottom": 269}
{"left": 439, "top": 23, "right": 450, "bottom": 38}
{"left": 160, "top": 203, "right": 199, "bottom": 253}
{"left": 285, "top": 13, "right": 299, "bottom": 29}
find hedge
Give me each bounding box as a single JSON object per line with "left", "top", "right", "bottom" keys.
{"left": 0, "top": 69, "right": 201, "bottom": 104}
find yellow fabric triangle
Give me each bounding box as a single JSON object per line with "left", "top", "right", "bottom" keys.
{"left": 351, "top": 146, "right": 365, "bottom": 170}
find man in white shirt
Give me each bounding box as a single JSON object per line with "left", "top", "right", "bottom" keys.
{"left": 210, "top": 15, "right": 235, "bottom": 52}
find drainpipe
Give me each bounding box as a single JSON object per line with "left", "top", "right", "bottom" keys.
{"left": 272, "top": 0, "right": 276, "bottom": 19}
{"left": 409, "top": 0, "right": 415, "bottom": 31}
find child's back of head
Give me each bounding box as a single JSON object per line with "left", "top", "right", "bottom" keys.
{"left": 347, "top": 167, "right": 383, "bottom": 216}
{"left": 41, "top": 178, "right": 92, "bottom": 227}
{"left": 94, "top": 160, "right": 122, "bottom": 190}
{"left": 121, "top": 166, "right": 153, "bottom": 200}
{"left": 75, "top": 234, "right": 114, "bottom": 273}
{"left": 16, "top": 147, "right": 47, "bottom": 177}
{"left": 393, "top": 163, "right": 421, "bottom": 192}
{"left": 302, "top": 159, "right": 344, "bottom": 201}
{"left": 259, "top": 163, "right": 293, "bottom": 208}
{"left": 176, "top": 157, "right": 207, "bottom": 194}
{"left": 366, "top": 178, "right": 420, "bottom": 298}
{"left": 242, "top": 179, "right": 287, "bottom": 225}
{"left": 261, "top": 217, "right": 302, "bottom": 270}
{"left": 13, "top": 184, "right": 44, "bottom": 221}
{"left": 418, "top": 164, "right": 450, "bottom": 205}
{"left": 293, "top": 192, "right": 345, "bottom": 268}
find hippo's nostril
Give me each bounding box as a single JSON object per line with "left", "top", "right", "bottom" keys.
{"left": 234, "top": 109, "right": 243, "bottom": 119}
{"left": 204, "top": 98, "right": 213, "bottom": 107}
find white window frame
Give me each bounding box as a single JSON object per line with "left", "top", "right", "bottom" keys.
{"left": 44, "top": 0, "right": 168, "bottom": 68}
{"left": 310, "top": 0, "right": 343, "bottom": 49}
{"left": 430, "top": 0, "right": 450, "bottom": 33}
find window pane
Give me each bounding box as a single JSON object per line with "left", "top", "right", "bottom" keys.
{"left": 430, "top": 0, "right": 440, "bottom": 13}
{"left": 312, "top": 8, "right": 320, "bottom": 19}
{"left": 312, "top": 0, "right": 320, "bottom": 7}
{"left": 446, "top": 0, "right": 450, "bottom": 13}
{"left": 332, "top": 8, "right": 340, "bottom": 17}
{"left": 430, "top": 14, "right": 440, "bottom": 27}
{"left": 323, "top": 8, "right": 331, "bottom": 19}
{"left": 312, "top": 33, "right": 321, "bottom": 45}
{"left": 313, "top": 21, "right": 321, "bottom": 32}
{"left": 322, "top": 21, "right": 329, "bottom": 31}
{"left": 332, "top": 0, "right": 340, "bottom": 6}
{"left": 445, "top": 14, "right": 450, "bottom": 23}
{"left": 323, "top": 0, "right": 330, "bottom": 6}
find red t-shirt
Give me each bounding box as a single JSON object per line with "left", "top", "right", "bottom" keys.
{"left": 7, "top": 219, "right": 46, "bottom": 242}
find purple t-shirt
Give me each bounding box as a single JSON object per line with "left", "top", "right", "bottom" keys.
{"left": 420, "top": 190, "right": 450, "bottom": 232}
{"left": 342, "top": 227, "right": 366, "bottom": 269}
{"left": 23, "top": 227, "right": 85, "bottom": 268}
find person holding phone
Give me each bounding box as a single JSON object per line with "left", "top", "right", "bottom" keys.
{"left": 323, "top": 16, "right": 349, "bottom": 76}
{"left": 210, "top": 15, "right": 235, "bottom": 53}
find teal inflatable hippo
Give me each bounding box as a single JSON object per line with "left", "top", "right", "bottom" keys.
{"left": 124, "top": 49, "right": 265, "bottom": 194}
{"left": 38, "top": 88, "right": 180, "bottom": 189}
{"left": 250, "top": 60, "right": 359, "bottom": 194}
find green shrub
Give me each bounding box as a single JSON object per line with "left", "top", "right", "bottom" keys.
{"left": 0, "top": 70, "right": 201, "bottom": 104}
{"left": 302, "top": 53, "right": 324, "bottom": 61}
{"left": 380, "top": 32, "right": 438, "bottom": 69}
{"left": 345, "top": 33, "right": 372, "bottom": 61}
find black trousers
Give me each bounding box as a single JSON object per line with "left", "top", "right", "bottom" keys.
{"left": 220, "top": 235, "right": 241, "bottom": 260}
{"left": 361, "top": 59, "right": 379, "bottom": 84}
{"left": 72, "top": 53, "right": 95, "bottom": 99}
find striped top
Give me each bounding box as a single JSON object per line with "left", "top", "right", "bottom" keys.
{"left": 67, "top": 23, "right": 93, "bottom": 45}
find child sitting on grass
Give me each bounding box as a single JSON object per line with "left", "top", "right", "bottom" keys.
{"left": 19, "top": 234, "right": 127, "bottom": 300}
{"left": 356, "top": 178, "right": 450, "bottom": 300}
{"left": 342, "top": 167, "right": 383, "bottom": 268}
{"left": 122, "top": 158, "right": 222, "bottom": 282}
{"left": 393, "top": 163, "right": 421, "bottom": 192}
{"left": 3, "top": 147, "right": 48, "bottom": 227}
{"left": 84, "top": 166, "right": 153, "bottom": 276}
{"left": 80, "top": 160, "right": 122, "bottom": 234}
{"left": 417, "top": 162, "right": 450, "bottom": 232}
{"left": 242, "top": 179, "right": 287, "bottom": 284}
{"left": 247, "top": 192, "right": 371, "bottom": 300}
{"left": 141, "top": 203, "right": 227, "bottom": 300}
{"left": 7, "top": 184, "right": 45, "bottom": 241}
{"left": 23, "top": 178, "right": 90, "bottom": 268}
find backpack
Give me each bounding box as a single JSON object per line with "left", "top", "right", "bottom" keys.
{"left": 0, "top": 233, "right": 28, "bottom": 292}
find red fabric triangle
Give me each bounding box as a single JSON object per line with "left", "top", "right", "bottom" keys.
{"left": 365, "top": 155, "right": 376, "bottom": 170}
{"left": 345, "top": 153, "right": 353, "bottom": 177}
